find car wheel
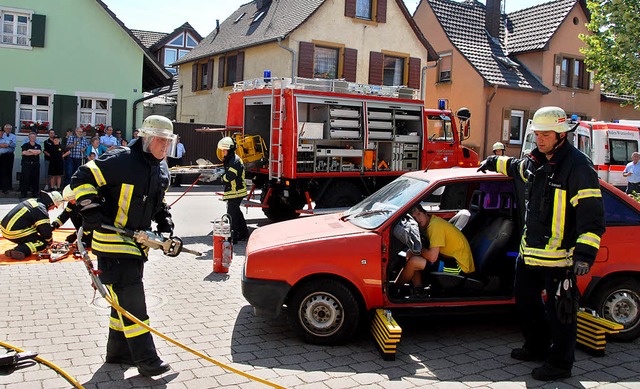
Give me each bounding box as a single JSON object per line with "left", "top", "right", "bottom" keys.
{"left": 287, "top": 279, "right": 360, "bottom": 345}
{"left": 590, "top": 278, "right": 640, "bottom": 342}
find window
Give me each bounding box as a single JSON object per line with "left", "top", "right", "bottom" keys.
{"left": 19, "top": 93, "right": 51, "bottom": 124}
{"left": 226, "top": 55, "right": 237, "bottom": 86}
{"left": 609, "top": 139, "right": 638, "bottom": 165}
{"left": 356, "top": 0, "right": 373, "bottom": 19}
{"left": 178, "top": 49, "right": 189, "bottom": 59}
{"left": 555, "top": 55, "right": 592, "bottom": 90}
{"left": 200, "top": 63, "right": 208, "bottom": 90}
{"left": 186, "top": 34, "right": 198, "bottom": 48}
{"left": 1, "top": 9, "right": 29, "bottom": 46}
{"left": 602, "top": 189, "right": 640, "bottom": 226}
{"left": 426, "top": 114, "right": 454, "bottom": 142}
{"left": 383, "top": 55, "right": 404, "bottom": 86}
{"left": 314, "top": 46, "right": 339, "bottom": 79}
{"left": 79, "top": 98, "right": 109, "bottom": 128}
{"left": 438, "top": 52, "right": 452, "bottom": 82}
{"left": 509, "top": 110, "right": 525, "bottom": 145}
{"left": 164, "top": 48, "right": 177, "bottom": 74}
{"left": 168, "top": 35, "right": 184, "bottom": 47}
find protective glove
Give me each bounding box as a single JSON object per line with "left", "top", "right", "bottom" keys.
{"left": 81, "top": 207, "right": 103, "bottom": 231}
{"left": 156, "top": 217, "right": 174, "bottom": 235}
{"left": 574, "top": 260, "right": 590, "bottom": 276}
{"left": 50, "top": 221, "right": 61, "bottom": 229}
{"left": 477, "top": 155, "right": 497, "bottom": 173}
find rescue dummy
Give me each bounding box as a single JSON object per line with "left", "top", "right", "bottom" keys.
{"left": 0, "top": 191, "right": 63, "bottom": 260}
{"left": 71, "top": 115, "right": 176, "bottom": 377}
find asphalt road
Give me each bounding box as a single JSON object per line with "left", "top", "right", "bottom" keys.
{"left": 1, "top": 185, "right": 639, "bottom": 388}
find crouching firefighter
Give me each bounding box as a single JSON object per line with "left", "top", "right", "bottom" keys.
{"left": 71, "top": 115, "right": 177, "bottom": 377}
{"left": 1, "top": 191, "right": 63, "bottom": 260}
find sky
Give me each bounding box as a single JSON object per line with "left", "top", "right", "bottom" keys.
{"left": 101, "top": 0, "right": 548, "bottom": 36}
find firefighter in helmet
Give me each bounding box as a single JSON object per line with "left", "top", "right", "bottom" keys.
{"left": 478, "top": 106, "right": 605, "bottom": 381}
{"left": 492, "top": 141, "right": 506, "bottom": 156}
{"left": 1, "top": 190, "right": 63, "bottom": 260}
{"left": 71, "top": 115, "right": 176, "bottom": 377}
{"left": 217, "top": 136, "right": 248, "bottom": 243}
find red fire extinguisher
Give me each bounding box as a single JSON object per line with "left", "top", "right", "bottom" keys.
{"left": 213, "top": 213, "right": 232, "bottom": 273}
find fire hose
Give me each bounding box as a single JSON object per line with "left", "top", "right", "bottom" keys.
{"left": 76, "top": 228, "right": 284, "bottom": 389}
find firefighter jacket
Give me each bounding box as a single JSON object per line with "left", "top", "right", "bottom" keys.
{"left": 222, "top": 153, "right": 247, "bottom": 200}
{"left": 53, "top": 201, "right": 82, "bottom": 229}
{"left": 486, "top": 140, "right": 605, "bottom": 268}
{"left": 71, "top": 142, "right": 172, "bottom": 259}
{"left": 0, "top": 199, "right": 53, "bottom": 244}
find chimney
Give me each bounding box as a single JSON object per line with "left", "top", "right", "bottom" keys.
{"left": 485, "top": 0, "right": 502, "bottom": 38}
{"left": 256, "top": 0, "right": 272, "bottom": 10}
{"left": 216, "top": 19, "right": 220, "bottom": 34}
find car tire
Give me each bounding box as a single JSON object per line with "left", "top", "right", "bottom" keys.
{"left": 590, "top": 278, "right": 640, "bottom": 342}
{"left": 287, "top": 279, "right": 360, "bottom": 345}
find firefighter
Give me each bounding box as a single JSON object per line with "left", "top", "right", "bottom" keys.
{"left": 492, "top": 141, "right": 506, "bottom": 156}
{"left": 478, "top": 106, "right": 605, "bottom": 381}
{"left": 217, "top": 136, "right": 249, "bottom": 243}
{"left": 1, "top": 191, "right": 63, "bottom": 260}
{"left": 50, "top": 185, "right": 92, "bottom": 247}
{"left": 71, "top": 115, "right": 176, "bottom": 377}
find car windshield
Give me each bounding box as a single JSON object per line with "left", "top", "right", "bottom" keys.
{"left": 342, "top": 176, "right": 430, "bottom": 229}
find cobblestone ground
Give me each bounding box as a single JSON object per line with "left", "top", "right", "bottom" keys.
{"left": 1, "top": 189, "right": 639, "bottom": 388}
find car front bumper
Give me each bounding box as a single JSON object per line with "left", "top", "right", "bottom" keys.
{"left": 241, "top": 267, "right": 291, "bottom": 319}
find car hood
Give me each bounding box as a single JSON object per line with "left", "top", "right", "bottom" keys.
{"left": 247, "top": 213, "right": 364, "bottom": 252}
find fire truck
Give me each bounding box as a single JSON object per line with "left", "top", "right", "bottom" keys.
{"left": 522, "top": 120, "right": 639, "bottom": 189}
{"left": 226, "top": 77, "right": 479, "bottom": 221}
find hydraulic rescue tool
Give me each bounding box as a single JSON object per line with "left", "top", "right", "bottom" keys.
{"left": 169, "top": 159, "right": 225, "bottom": 183}
{"left": 100, "top": 224, "right": 202, "bottom": 256}
{"left": 0, "top": 351, "right": 38, "bottom": 369}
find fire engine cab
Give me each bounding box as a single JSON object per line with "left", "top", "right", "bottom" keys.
{"left": 225, "top": 77, "right": 479, "bottom": 221}
{"left": 522, "top": 119, "right": 639, "bottom": 189}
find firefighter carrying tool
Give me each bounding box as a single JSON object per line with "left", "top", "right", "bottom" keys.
{"left": 100, "top": 224, "right": 202, "bottom": 256}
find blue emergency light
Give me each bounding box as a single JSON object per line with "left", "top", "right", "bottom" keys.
{"left": 438, "top": 99, "right": 447, "bottom": 110}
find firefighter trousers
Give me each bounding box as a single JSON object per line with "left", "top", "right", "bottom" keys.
{"left": 8, "top": 233, "right": 48, "bottom": 256}
{"left": 515, "top": 257, "right": 577, "bottom": 370}
{"left": 226, "top": 197, "right": 248, "bottom": 241}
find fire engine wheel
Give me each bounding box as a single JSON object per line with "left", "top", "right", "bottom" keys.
{"left": 316, "top": 181, "right": 362, "bottom": 209}
{"left": 287, "top": 279, "right": 360, "bottom": 345}
{"left": 261, "top": 190, "right": 300, "bottom": 222}
{"left": 591, "top": 278, "right": 640, "bottom": 342}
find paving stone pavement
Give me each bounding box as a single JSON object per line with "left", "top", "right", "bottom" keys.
{"left": 1, "top": 187, "right": 639, "bottom": 389}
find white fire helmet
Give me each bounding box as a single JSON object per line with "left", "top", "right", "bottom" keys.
{"left": 530, "top": 106, "right": 571, "bottom": 133}
{"left": 492, "top": 142, "right": 505, "bottom": 151}
{"left": 138, "top": 115, "right": 177, "bottom": 158}
{"left": 62, "top": 185, "right": 75, "bottom": 201}
{"left": 216, "top": 136, "right": 235, "bottom": 161}
{"left": 43, "top": 190, "right": 63, "bottom": 208}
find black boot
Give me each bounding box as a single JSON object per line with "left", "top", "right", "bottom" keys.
{"left": 105, "top": 330, "right": 134, "bottom": 365}
{"left": 531, "top": 363, "right": 572, "bottom": 381}
{"left": 137, "top": 357, "right": 170, "bottom": 377}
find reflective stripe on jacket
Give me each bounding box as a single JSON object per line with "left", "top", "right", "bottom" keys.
{"left": 0, "top": 199, "right": 52, "bottom": 243}
{"left": 222, "top": 153, "right": 247, "bottom": 200}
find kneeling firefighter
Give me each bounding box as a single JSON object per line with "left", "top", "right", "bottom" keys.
{"left": 0, "top": 191, "right": 63, "bottom": 260}
{"left": 217, "top": 136, "right": 248, "bottom": 243}
{"left": 71, "top": 115, "right": 177, "bottom": 377}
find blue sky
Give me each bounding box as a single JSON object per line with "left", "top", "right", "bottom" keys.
{"left": 101, "top": 0, "right": 549, "bottom": 36}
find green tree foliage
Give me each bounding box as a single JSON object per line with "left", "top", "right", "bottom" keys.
{"left": 580, "top": 0, "right": 640, "bottom": 109}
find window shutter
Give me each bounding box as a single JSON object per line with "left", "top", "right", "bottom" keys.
{"left": 53, "top": 95, "right": 78, "bottom": 134}
{"left": 368, "top": 52, "right": 383, "bottom": 85}
{"left": 345, "top": 0, "right": 356, "bottom": 18}
{"left": 218, "top": 56, "right": 225, "bottom": 88}
{"left": 0, "top": 91, "right": 16, "bottom": 128}
{"left": 342, "top": 48, "right": 358, "bottom": 82}
{"left": 376, "top": 0, "right": 387, "bottom": 23}
{"left": 206, "top": 60, "right": 214, "bottom": 90}
{"left": 553, "top": 54, "right": 562, "bottom": 86}
{"left": 298, "top": 42, "right": 315, "bottom": 78}
{"left": 111, "top": 99, "right": 127, "bottom": 132}
{"left": 31, "top": 14, "right": 46, "bottom": 48}
{"left": 502, "top": 108, "right": 511, "bottom": 143}
{"left": 236, "top": 51, "right": 245, "bottom": 83}
{"left": 191, "top": 63, "right": 198, "bottom": 91}
{"left": 407, "top": 57, "right": 421, "bottom": 89}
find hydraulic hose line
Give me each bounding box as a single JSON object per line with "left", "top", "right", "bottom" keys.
{"left": 169, "top": 174, "right": 202, "bottom": 207}
{"left": 0, "top": 340, "right": 84, "bottom": 388}
{"left": 76, "top": 229, "right": 284, "bottom": 389}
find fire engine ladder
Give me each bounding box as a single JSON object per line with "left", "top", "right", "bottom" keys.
{"left": 269, "top": 80, "right": 284, "bottom": 182}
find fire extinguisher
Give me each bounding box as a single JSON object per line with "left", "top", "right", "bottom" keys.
{"left": 212, "top": 213, "right": 232, "bottom": 273}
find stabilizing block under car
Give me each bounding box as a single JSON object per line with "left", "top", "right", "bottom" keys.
{"left": 371, "top": 309, "right": 402, "bottom": 360}
{"left": 577, "top": 309, "right": 623, "bottom": 357}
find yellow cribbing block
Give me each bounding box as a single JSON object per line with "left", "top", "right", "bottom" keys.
{"left": 371, "top": 309, "right": 402, "bottom": 361}
{"left": 576, "top": 310, "right": 623, "bottom": 357}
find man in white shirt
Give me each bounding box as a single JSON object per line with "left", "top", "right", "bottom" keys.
{"left": 100, "top": 126, "right": 119, "bottom": 151}
{"left": 168, "top": 135, "right": 186, "bottom": 187}
{"left": 623, "top": 151, "right": 640, "bottom": 195}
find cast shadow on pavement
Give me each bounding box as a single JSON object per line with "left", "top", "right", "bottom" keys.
{"left": 82, "top": 362, "right": 179, "bottom": 388}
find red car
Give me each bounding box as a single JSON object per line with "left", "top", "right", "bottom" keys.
{"left": 242, "top": 168, "right": 640, "bottom": 345}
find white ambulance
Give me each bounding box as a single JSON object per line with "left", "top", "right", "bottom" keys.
{"left": 522, "top": 120, "right": 639, "bottom": 189}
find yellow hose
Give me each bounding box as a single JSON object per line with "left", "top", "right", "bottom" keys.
{"left": 101, "top": 293, "right": 284, "bottom": 388}
{"left": 0, "top": 340, "right": 84, "bottom": 388}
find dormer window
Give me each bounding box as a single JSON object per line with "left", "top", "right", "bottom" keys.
{"left": 168, "top": 35, "right": 184, "bottom": 47}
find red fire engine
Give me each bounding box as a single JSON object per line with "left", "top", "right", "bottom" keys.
{"left": 225, "top": 77, "right": 479, "bottom": 221}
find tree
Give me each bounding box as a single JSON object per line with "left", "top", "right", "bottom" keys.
{"left": 580, "top": 0, "right": 640, "bottom": 109}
